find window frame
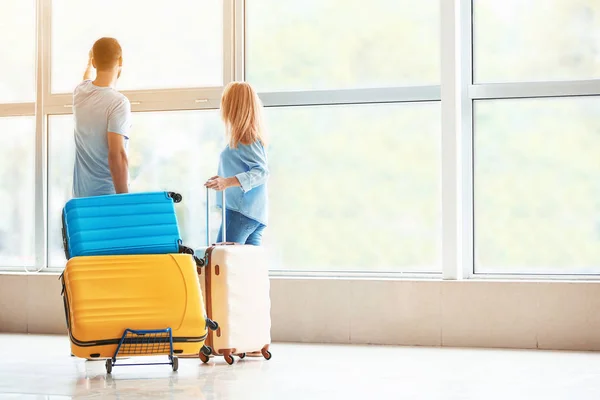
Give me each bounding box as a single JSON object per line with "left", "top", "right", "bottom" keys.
{"left": 1, "top": 0, "right": 599, "bottom": 279}
{"left": 29, "top": 0, "right": 236, "bottom": 274}
{"left": 467, "top": 0, "right": 600, "bottom": 279}
{"left": 242, "top": 0, "right": 443, "bottom": 276}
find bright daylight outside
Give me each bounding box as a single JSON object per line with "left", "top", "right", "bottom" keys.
{"left": 1, "top": 0, "right": 599, "bottom": 276}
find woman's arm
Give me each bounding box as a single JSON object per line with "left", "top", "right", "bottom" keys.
{"left": 204, "top": 142, "right": 269, "bottom": 192}
{"left": 234, "top": 141, "right": 269, "bottom": 192}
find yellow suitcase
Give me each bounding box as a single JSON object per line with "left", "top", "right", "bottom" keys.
{"left": 60, "top": 254, "right": 214, "bottom": 360}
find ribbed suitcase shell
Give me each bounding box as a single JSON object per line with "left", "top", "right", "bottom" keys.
{"left": 198, "top": 244, "right": 271, "bottom": 360}
{"left": 61, "top": 254, "right": 208, "bottom": 359}
{"left": 62, "top": 191, "right": 182, "bottom": 259}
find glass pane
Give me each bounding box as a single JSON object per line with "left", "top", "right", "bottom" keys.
{"left": 0, "top": 117, "right": 35, "bottom": 267}
{"left": 265, "top": 103, "right": 441, "bottom": 272}
{"left": 0, "top": 0, "right": 35, "bottom": 103}
{"left": 51, "top": 0, "right": 223, "bottom": 94}
{"left": 48, "top": 111, "right": 225, "bottom": 267}
{"left": 246, "top": 0, "right": 440, "bottom": 92}
{"left": 474, "top": 97, "right": 600, "bottom": 274}
{"left": 473, "top": 0, "right": 600, "bottom": 83}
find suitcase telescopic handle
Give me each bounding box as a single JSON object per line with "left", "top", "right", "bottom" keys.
{"left": 206, "top": 186, "right": 226, "bottom": 246}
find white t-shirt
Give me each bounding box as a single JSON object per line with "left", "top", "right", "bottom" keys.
{"left": 71, "top": 80, "right": 132, "bottom": 198}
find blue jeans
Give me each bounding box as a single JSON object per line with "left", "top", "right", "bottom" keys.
{"left": 216, "top": 209, "right": 266, "bottom": 246}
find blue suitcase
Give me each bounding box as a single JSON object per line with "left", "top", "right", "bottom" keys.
{"left": 61, "top": 191, "right": 194, "bottom": 260}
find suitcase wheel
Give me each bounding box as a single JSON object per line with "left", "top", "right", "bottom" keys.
{"left": 239, "top": 353, "right": 246, "bottom": 359}
{"left": 224, "top": 354, "right": 235, "bottom": 365}
{"left": 207, "top": 319, "right": 219, "bottom": 331}
{"left": 199, "top": 352, "right": 210, "bottom": 364}
{"left": 168, "top": 192, "right": 183, "bottom": 203}
{"left": 262, "top": 349, "right": 272, "bottom": 361}
{"left": 105, "top": 359, "right": 113, "bottom": 374}
{"left": 201, "top": 345, "right": 212, "bottom": 356}
{"left": 172, "top": 356, "right": 179, "bottom": 372}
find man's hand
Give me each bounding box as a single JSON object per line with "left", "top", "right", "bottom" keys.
{"left": 204, "top": 176, "right": 240, "bottom": 191}
{"left": 83, "top": 48, "right": 94, "bottom": 81}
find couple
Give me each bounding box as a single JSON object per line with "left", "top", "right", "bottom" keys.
{"left": 72, "top": 37, "right": 269, "bottom": 246}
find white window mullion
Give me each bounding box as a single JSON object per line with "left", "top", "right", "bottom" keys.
{"left": 223, "top": 0, "right": 235, "bottom": 85}
{"left": 234, "top": 0, "right": 245, "bottom": 82}
{"left": 440, "top": 0, "right": 461, "bottom": 280}
{"left": 459, "top": 0, "right": 474, "bottom": 279}
{"left": 34, "top": 0, "right": 51, "bottom": 271}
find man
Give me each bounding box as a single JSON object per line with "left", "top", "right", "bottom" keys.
{"left": 72, "top": 37, "right": 131, "bottom": 198}
{"left": 68, "top": 39, "right": 131, "bottom": 361}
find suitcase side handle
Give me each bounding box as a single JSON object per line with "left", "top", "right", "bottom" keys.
{"left": 179, "top": 244, "right": 206, "bottom": 267}
{"left": 205, "top": 187, "right": 226, "bottom": 246}
{"left": 61, "top": 209, "right": 71, "bottom": 260}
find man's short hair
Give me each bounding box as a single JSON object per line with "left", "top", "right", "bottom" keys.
{"left": 92, "top": 37, "right": 122, "bottom": 71}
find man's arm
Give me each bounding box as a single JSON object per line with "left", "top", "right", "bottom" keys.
{"left": 107, "top": 132, "right": 129, "bottom": 194}
{"left": 106, "top": 98, "right": 132, "bottom": 193}
{"left": 83, "top": 49, "right": 94, "bottom": 81}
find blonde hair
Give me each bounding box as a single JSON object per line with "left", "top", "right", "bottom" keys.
{"left": 220, "top": 81, "right": 266, "bottom": 148}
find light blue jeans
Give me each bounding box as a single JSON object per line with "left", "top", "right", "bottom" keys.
{"left": 216, "top": 209, "right": 266, "bottom": 246}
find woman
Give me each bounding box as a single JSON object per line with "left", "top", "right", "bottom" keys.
{"left": 205, "top": 81, "right": 269, "bottom": 246}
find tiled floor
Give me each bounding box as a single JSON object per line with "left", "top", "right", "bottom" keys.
{"left": 0, "top": 334, "right": 600, "bottom": 399}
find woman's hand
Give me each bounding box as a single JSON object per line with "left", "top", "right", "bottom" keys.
{"left": 204, "top": 176, "right": 240, "bottom": 191}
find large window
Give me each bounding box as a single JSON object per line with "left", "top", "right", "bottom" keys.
{"left": 247, "top": 0, "right": 442, "bottom": 273}
{"left": 0, "top": 0, "right": 230, "bottom": 272}
{"left": 51, "top": 0, "right": 223, "bottom": 93}
{"left": 471, "top": 0, "right": 600, "bottom": 275}
{"left": 2, "top": 0, "right": 599, "bottom": 278}
{"left": 0, "top": 117, "right": 35, "bottom": 267}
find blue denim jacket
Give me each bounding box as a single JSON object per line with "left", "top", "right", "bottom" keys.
{"left": 216, "top": 140, "right": 269, "bottom": 225}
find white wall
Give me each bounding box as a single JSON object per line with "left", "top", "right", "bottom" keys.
{"left": 1, "top": 274, "right": 599, "bottom": 351}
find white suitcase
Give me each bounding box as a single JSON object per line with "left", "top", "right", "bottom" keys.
{"left": 195, "top": 188, "right": 272, "bottom": 365}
